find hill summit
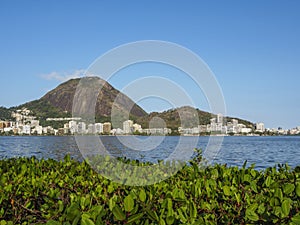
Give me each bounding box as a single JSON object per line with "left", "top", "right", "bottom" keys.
{"left": 17, "top": 77, "right": 147, "bottom": 122}
{"left": 2, "top": 77, "right": 253, "bottom": 129}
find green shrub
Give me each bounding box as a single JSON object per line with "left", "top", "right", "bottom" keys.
{"left": 0, "top": 153, "right": 300, "bottom": 224}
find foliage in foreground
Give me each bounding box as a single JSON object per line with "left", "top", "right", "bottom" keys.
{"left": 0, "top": 154, "right": 300, "bottom": 225}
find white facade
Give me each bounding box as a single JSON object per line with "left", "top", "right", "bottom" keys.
{"left": 217, "top": 113, "right": 224, "bottom": 124}
{"left": 123, "top": 120, "right": 133, "bottom": 134}
{"left": 95, "top": 123, "right": 103, "bottom": 134}
{"left": 78, "top": 122, "right": 87, "bottom": 134}
{"left": 69, "top": 121, "right": 78, "bottom": 134}
{"left": 88, "top": 124, "right": 95, "bottom": 134}
{"left": 256, "top": 122, "right": 265, "bottom": 132}
{"left": 22, "top": 125, "right": 31, "bottom": 135}
{"left": 133, "top": 123, "right": 142, "bottom": 133}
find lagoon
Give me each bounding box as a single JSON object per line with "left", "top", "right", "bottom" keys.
{"left": 0, "top": 135, "right": 299, "bottom": 169}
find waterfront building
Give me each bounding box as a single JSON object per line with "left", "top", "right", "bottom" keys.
{"left": 123, "top": 120, "right": 133, "bottom": 134}
{"left": 36, "top": 126, "right": 43, "bottom": 135}
{"left": 69, "top": 121, "right": 78, "bottom": 134}
{"left": 241, "top": 127, "right": 252, "bottom": 134}
{"left": 217, "top": 113, "right": 224, "bottom": 124}
{"left": 256, "top": 122, "right": 265, "bottom": 132}
{"left": 78, "top": 122, "right": 87, "bottom": 134}
{"left": 0, "top": 121, "right": 4, "bottom": 131}
{"left": 88, "top": 124, "right": 95, "bottom": 134}
{"left": 103, "top": 122, "right": 111, "bottom": 134}
{"left": 22, "top": 125, "right": 31, "bottom": 135}
{"left": 133, "top": 123, "right": 142, "bottom": 133}
{"left": 30, "top": 120, "right": 39, "bottom": 127}
{"left": 95, "top": 123, "right": 103, "bottom": 134}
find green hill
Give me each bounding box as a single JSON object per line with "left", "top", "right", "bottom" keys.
{"left": 0, "top": 107, "right": 12, "bottom": 121}
{"left": 1, "top": 78, "right": 254, "bottom": 130}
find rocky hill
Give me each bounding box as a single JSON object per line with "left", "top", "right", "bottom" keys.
{"left": 137, "top": 106, "right": 254, "bottom": 130}
{"left": 2, "top": 77, "right": 253, "bottom": 129}
{"left": 15, "top": 77, "right": 147, "bottom": 123}
{"left": 0, "top": 107, "right": 12, "bottom": 121}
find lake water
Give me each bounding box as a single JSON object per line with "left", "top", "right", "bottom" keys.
{"left": 0, "top": 136, "right": 299, "bottom": 169}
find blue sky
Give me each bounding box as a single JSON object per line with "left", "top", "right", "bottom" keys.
{"left": 0, "top": 1, "right": 299, "bottom": 129}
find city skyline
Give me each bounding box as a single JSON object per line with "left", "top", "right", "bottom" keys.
{"left": 1, "top": 107, "right": 299, "bottom": 136}
{"left": 1, "top": 1, "right": 300, "bottom": 129}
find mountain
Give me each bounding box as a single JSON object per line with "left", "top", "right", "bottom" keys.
{"left": 2, "top": 77, "right": 253, "bottom": 130}
{"left": 0, "top": 107, "right": 12, "bottom": 121}
{"left": 14, "top": 77, "right": 147, "bottom": 126}
{"left": 136, "top": 106, "right": 254, "bottom": 130}
{"left": 137, "top": 106, "right": 212, "bottom": 130}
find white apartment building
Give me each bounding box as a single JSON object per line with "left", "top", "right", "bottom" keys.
{"left": 256, "top": 122, "right": 265, "bottom": 132}
{"left": 78, "top": 122, "right": 87, "bottom": 134}
{"left": 69, "top": 121, "right": 78, "bottom": 134}
{"left": 133, "top": 123, "right": 142, "bottom": 133}
{"left": 123, "top": 120, "right": 133, "bottom": 134}
{"left": 88, "top": 124, "right": 95, "bottom": 134}
{"left": 95, "top": 123, "right": 103, "bottom": 134}
{"left": 22, "top": 125, "right": 31, "bottom": 135}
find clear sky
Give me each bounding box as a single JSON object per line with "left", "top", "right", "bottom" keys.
{"left": 0, "top": 0, "right": 299, "bottom": 129}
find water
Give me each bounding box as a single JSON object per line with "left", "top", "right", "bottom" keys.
{"left": 0, "top": 135, "right": 299, "bottom": 169}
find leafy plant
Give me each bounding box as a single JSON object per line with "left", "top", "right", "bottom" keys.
{"left": 0, "top": 152, "right": 299, "bottom": 224}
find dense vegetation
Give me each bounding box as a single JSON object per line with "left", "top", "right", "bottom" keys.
{"left": 0, "top": 107, "right": 12, "bottom": 121}
{"left": 0, "top": 152, "right": 300, "bottom": 224}
{"left": 136, "top": 106, "right": 254, "bottom": 130}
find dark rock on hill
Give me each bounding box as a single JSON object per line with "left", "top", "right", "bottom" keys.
{"left": 18, "top": 77, "right": 147, "bottom": 122}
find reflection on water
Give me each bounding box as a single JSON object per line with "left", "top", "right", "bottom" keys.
{"left": 0, "top": 136, "right": 299, "bottom": 169}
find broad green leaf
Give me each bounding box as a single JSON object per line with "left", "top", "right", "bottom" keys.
{"left": 296, "top": 183, "right": 300, "bottom": 197}
{"left": 274, "top": 188, "right": 283, "bottom": 202}
{"left": 250, "top": 181, "right": 258, "bottom": 193}
{"left": 281, "top": 199, "right": 290, "bottom": 217}
{"left": 248, "top": 203, "right": 258, "bottom": 212}
{"left": 166, "top": 216, "right": 175, "bottom": 225}
{"left": 159, "top": 217, "right": 166, "bottom": 225}
{"left": 265, "top": 176, "right": 272, "bottom": 187}
{"left": 112, "top": 205, "right": 126, "bottom": 221}
{"left": 245, "top": 208, "right": 259, "bottom": 221}
{"left": 81, "top": 213, "right": 95, "bottom": 225}
{"left": 139, "top": 189, "right": 146, "bottom": 202}
{"left": 223, "top": 185, "right": 231, "bottom": 196}
{"left": 283, "top": 183, "right": 295, "bottom": 195}
{"left": 257, "top": 203, "right": 265, "bottom": 215}
{"left": 291, "top": 213, "right": 300, "bottom": 224}
{"left": 274, "top": 206, "right": 282, "bottom": 218}
{"left": 124, "top": 195, "right": 134, "bottom": 212}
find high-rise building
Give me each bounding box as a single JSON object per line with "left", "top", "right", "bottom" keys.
{"left": 103, "top": 122, "right": 111, "bottom": 135}
{"left": 256, "top": 122, "right": 265, "bottom": 132}
{"left": 95, "top": 123, "right": 103, "bottom": 134}
{"left": 69, "top": 121, "right": 78, "bottom": 134}
{"left": 78, "top": 122, "right": 86, "bottom": 134}
{"left": 123, "top": 120, "right": 133, "bottom": 134}
{"left": 217, "top": 113, "right": 224, "bottom": 124}
{"left": 88, "top": 124, "right": 95, "bottom": 134}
